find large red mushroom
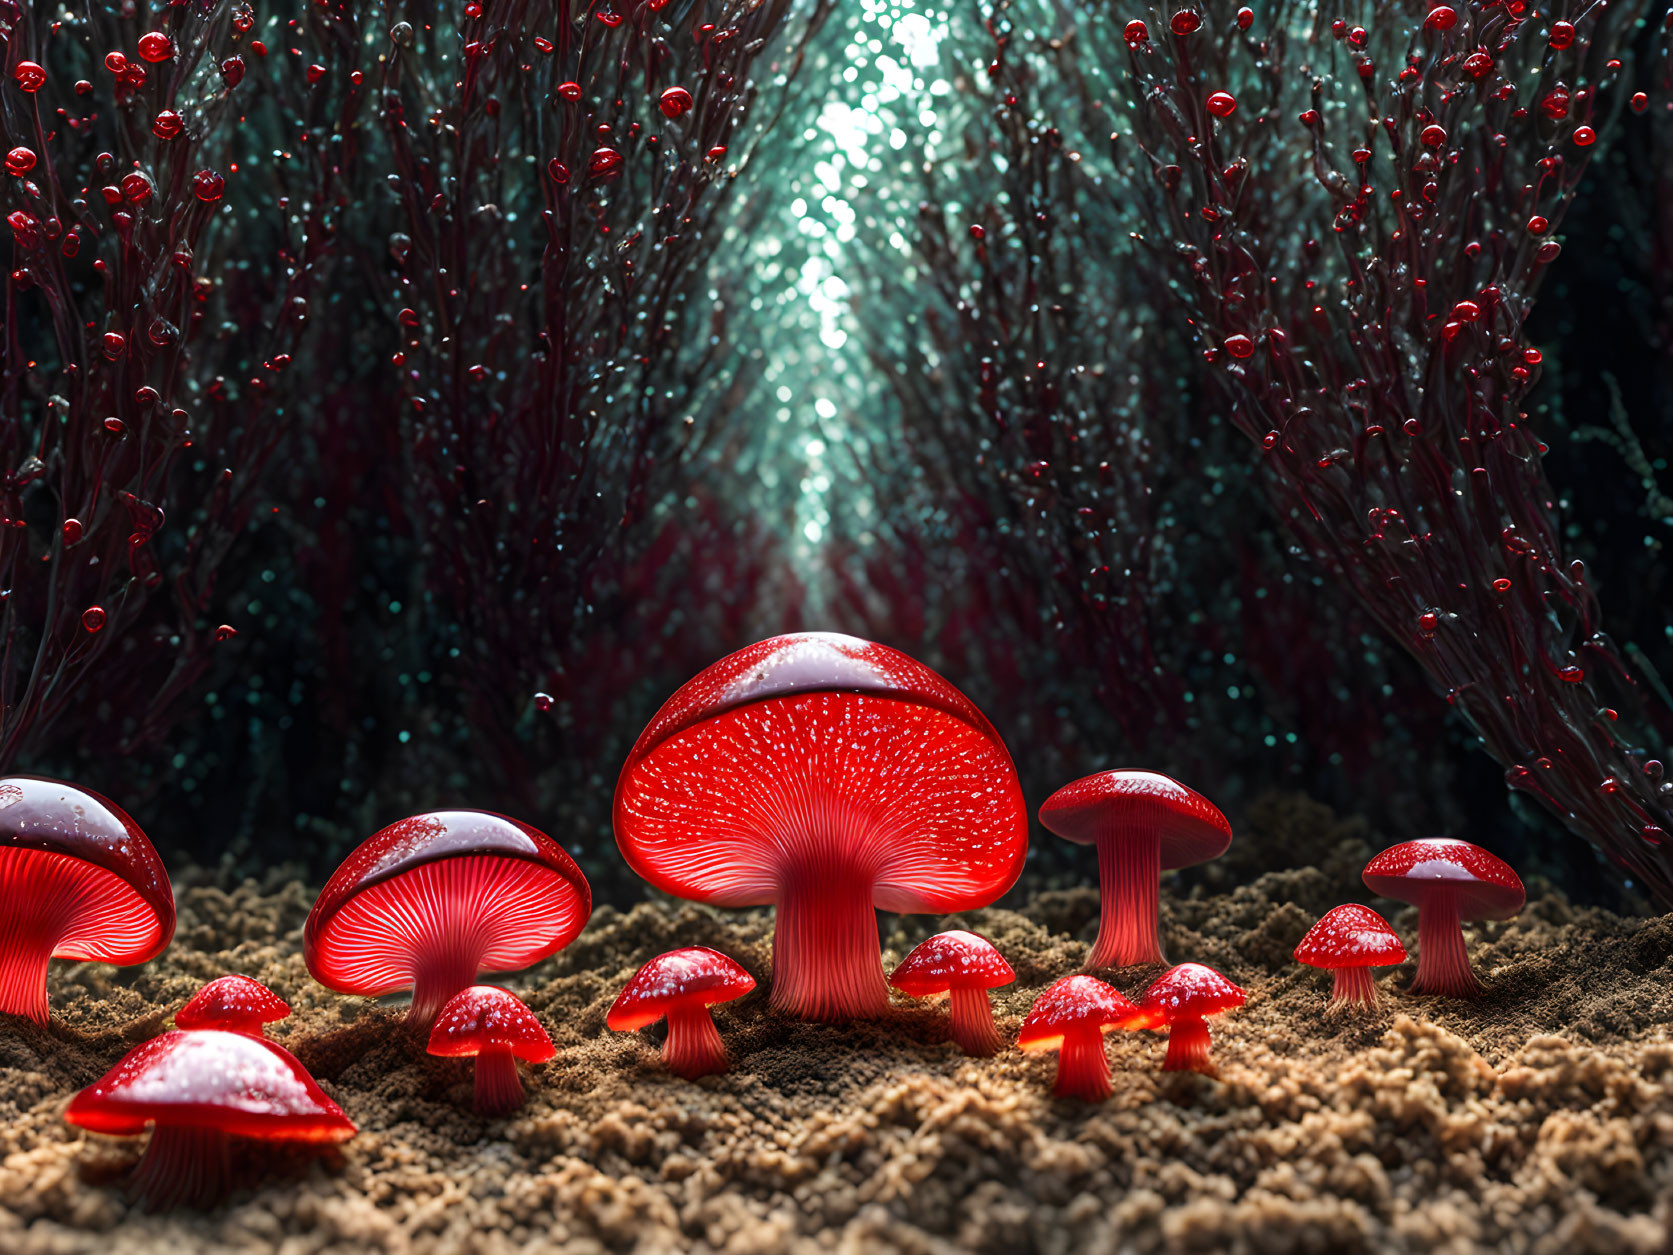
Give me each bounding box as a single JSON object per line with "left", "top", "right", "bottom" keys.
{"left": 304, "top": 810, "right": 590, "bottom": 1028}
{"left": 613, "top": 633, "right": 1028, "bottom": 1022}
{"left": 1362, "top": 838, "right": 1524, "bottom": 997}
{"left": 1140, "top": 962, "right": 1244, "bottom": 1076}
{"left": 1017, "top": 975, "right": 1149, "bottom": 1100}
{"left": 427, "top": 985, "right": 555, "bottom": 1115}
{"left": 1038, "top": 770, "right": 1230, "bottom": 968}
{"left": 175, "top": 975, "right": 291, "bottom": 1037}
{"left": 0, "top": 776, "right": 175, "bottom": 1024}
{"left": 1293, "top": 905, "right": 1406, "bottom": 1009}
{"left": 890, "top": 930, "right": 1015, "bottom": 1056}
{"left": 607, "top": 947, "right": 755, "bottom": 1078}
{"left": 64, "top": 1029, "right": 354, "bottom": 1211}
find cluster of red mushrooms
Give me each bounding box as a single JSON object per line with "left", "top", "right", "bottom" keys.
{"left": 0, "top": 633, "right": 1526, "bottom": 1209}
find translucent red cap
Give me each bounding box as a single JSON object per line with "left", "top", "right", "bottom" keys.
{"left": 1038, "top": 770, "right": 1232, "bottom": 869}
{"left": 0, "top": 775, "right": 174, "bottom": 964}
{"left": 890, "top": 930, "right": 1015, "bottom": 997}
{"left": 613, "top": 633, "right": 1028, "bottom": 912}
{"left": 175, "top": 975, "right": 291, "bottom": 1033}
{"left": 427, "top": 986, "right": 555, "bottom": 1062}
{"left": 606, "top": 947, "right": 755, "bottom": 1031}
{"left": 1362, "top": 838, "right": 1525, "bottom": 920}
{"left": 64, "top": 1030, "right": 355, "bottom": 1142}
{"left": 304, "top": 810, "right": 591, "bottom": 996}
{"left": 1293, "top": 904, "right": 1407, "bottom": 970}
{"left": 1141, "top": 962, "right": 1245, "bottom": 1023}
{"left": 1017, "top": 975, "right": 1147, "bottom": 1050}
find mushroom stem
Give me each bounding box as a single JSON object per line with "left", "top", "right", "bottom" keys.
{"left": 473, "top": 1046, "right": 525, "bottom": 1116}
{"left": 1330, "top": 966, "right": 1378, "bottom": 1009}
{"left": 0, "top": 850, "right": 87, "bottom": 1023}
{"left": 947, "top": 986, "right": 1001, "bottom": 1057}
{"left": 130, "top": 1123, "right": 231, "bottom": 1212}
{"left": 407, "top": 940, "right": 487, "bottom": 1029}
{"left": 770, "top": 872, "right": 888, "bottom": 1021}
{"left": 1161, "top": 1015, "right": 1215, "bottom": 1074}
{"left": 1411, "top": 892, "right": 1482, "bottom": 997}
{"left": 1089, "top": 825, "right": 1164, "bottom": 968}
{"left": 1053, "top": 1029, "right": 1113, "bottom": 1101}
{"left": 663, "top": 1002, "right": 728, "bottom": 1078}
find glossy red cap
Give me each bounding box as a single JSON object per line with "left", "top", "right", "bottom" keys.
{"left": 1141, "top": 962, "right": 1245, "bottom": 1023}
{"left": 613, "top": 633, "right": 1028, "bottom": 912}
{"left": 890, "top": 930, "right": 1015, "bottom": 997}
{"left": 175, "top": 975, "right": 291, "bottom": 1033}
{"left": 0, "top": 775, "right": 175, "bottom": 964}
{"left": 64, "top": 1030, "right": 355, "bottom": 1142}
{"left": 607, "top": 947, "right": 755, "bottom": 1031}
{"left": 428, "top": 986, "right": 554, "bottom": 1062}
{"left": 1294, "top": 905, "right": 1406, "bottom": 970}
{"left": 304, "top": 810, "right": 591, "bottom": 996}
{"left": 1038, "top": 770, "right": 1231, "bottom": 869}
{"left": 1362, "top": 839, "right": 1524, "bottom": 920}
{"left": 1017, "top": 975, "right": 1147, "bottom": 1050}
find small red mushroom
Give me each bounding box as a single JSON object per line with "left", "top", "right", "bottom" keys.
{"left": 64, "top": 1029, "right": 354, "bottom": 1211}
{"left": 1362, "top": 838, "right": 1523, "bottom": 997}
{"left": 427, "top": 985, "right": 554, "bottom": 1115}
{"left": 614, "top": 633, "right": 1028, "bottom": 1022}
{"left": 304, "top": 810, "right": 590, "bottom": 1028}
{"left": 1038, "top": 770, "right": 1230, "bottom": 969}
{"left": 1140, "top": 963, "right": 1244, "bottom": 1076}
{"left": 1017, "top": 975, "right": 1149, "bottom": 1100}
{"left": 607, "top": 947, "right": 755, "bottom": 1078}
{"left": 890, "top": 930, "right": 1015, "bottom": 1056}
{"left": 0, "top": 776, "right": 175, "bottom": 1024}
{"left": 1293, "top": 905, "right": 1406, "bottom": 1009}
{"left": 176, "top": 975, "right": 291, "bottom": 1036}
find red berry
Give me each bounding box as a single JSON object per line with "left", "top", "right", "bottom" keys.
{"left": 1424, "top": 6, "right": 1457, "bottom": 31}
{"left": 1170, "top": 10, "right": 1201, "bottom": 35}
{"left": 4, "top": 147, "right": 35, "bottom": 176}
{"left": 1206, "top": 91, "right": 1236, "bottom": 118}
{"left": 658, "top": 86, "right": 692, "bottom": 118}
{"left": 13, "top": 61, "right": 46, "bottom": 92}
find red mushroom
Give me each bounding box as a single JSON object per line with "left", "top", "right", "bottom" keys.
{"left": 1038, "top": 770, "right": 1230, "bottom": 969}
{"left": 1362, "top": 838, "right": 1524, "bottom": 997}
{"left": 1016, "top": 975, "right": 1149, "bottom": 1100}
{"left": 1140, "top": 962, "right": 1243, "bottom": 1075}
{"left": 1293, "top": 905, "right": 1407, "bottom": 1009}
{"left": 304, "top": 810, "right": 590, "bottom": 1029}
{"left": 427, "top": 985, "right": 554, "bottom": 1115}
{"left": 889, "top": 930, "right": 1015, "bottom": 1056}
{"left": 614, "top": 633, "right": 1028, "bottom": 1022}
{"left": 0, "top": 776, "right": 175, "bottom": 1024}
{"left": 176, "top": 975, "right": 291, "bottom": 1036}
{"left": 64, "top": 1029, "right": 354, "bottom": 1211}
{"left": 607, "top": 947, "right": 755, "bottom": 1078}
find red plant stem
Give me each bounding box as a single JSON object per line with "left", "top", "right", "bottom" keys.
{"left": 1053, "top": 1028, "right": 1113, "bottom": 1101}
{"left": 1411, "top": 892, "right": 1482, "bottom": 998}
{"left": 947, "top": 985, "right": 1001, "bottom": 1057}
{"left": 1330, "top": 966, "right": 1378, "bottom": 1009}
{"left": 771, "top": 869, "right": 889, "bottom": 1022}
{"left": 473, "top": 1047, "right": 525, "bottom": 1116}
{"left": 1161, "top": 1016, "right": 1215, "bottom": 1075}
{"left": 663, "top": 1002, "right": 728, "bottom": 1078}
{"left": 130, "top": 1124, "right": 231, "bottom": 1213}
{"left": 1089, "top": 822, "right": 1165, "bottom": 969}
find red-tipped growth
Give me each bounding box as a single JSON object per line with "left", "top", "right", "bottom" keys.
{"left": 428, "top": 986, "right": 554, "bottom": 1116}
{"left": 64, "top": 1030, "right": 354, "bottom": 1211}
{"left": 1363, "top": 839, "right": 1523, "bottom": 998}
{"left": 615, "top": 633, "right": 1028, "bottom": 1023}
{"left": 304, "top": 811, "right": 590, "bottom": 1029}
{"left": 0, "top": 777, "right": 175, "bottom": 1024}
{"left": 1038, "top": 771, "right": 1230, "bottom": 969}
{"left": 1141, "top": 963, "right": 1244, "bottom": 1076}
{"left": 607, "top": 947, "right": 755, "bottom": 1079}
{"left": 1017, "top": 975, "right": 1148, "bottom": 1100}
{"left": 1293, "top": 905, "right": 1406, "bottom": 1010}
{"left": 890, "top": 930, "right": 1015, "bottom": 1056}
{"left": 175, "top": 975, "right": 291, "bottom": 1036}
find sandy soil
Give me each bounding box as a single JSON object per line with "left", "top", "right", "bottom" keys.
{"left": 2, "top": 797, "right": 1671, "bottom": 1254}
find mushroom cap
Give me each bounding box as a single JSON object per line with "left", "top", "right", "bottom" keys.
{"left": 427, "top": 986, "right": 555, "bottom": 1062}
{"left": 175, "top": 975, "right": 291, "bottom": 1031}
{"left": 606, "top": 947, "right": 756, "bottom": 1031}
{"left": 1361, "top": 838, "right": 1524, "bottom": 920}
{"left": 0, "top": 775, "right": 174, "bottom": 965}
{"left": 613, "top": 632, "right": 1028, "bottom": 913}
{"left": 64, "top": 1030, "right": 355, "bottom": 1142}
{"left": 1017, "top": 975, "right": 1147, "bottom": 1050}
{"left": 890, "top": 930, "right": 1015, "bottom": 997}
{"left": 1037, "top": 770, "right": 1231, "bottom": 869}
{"left": 1141, "top": 963, "right": 1245, "bottom": 1023}
{"left": 1293, "top": 905, "right": 1407, "bottom": 970}
{"left": 304, "top": 810, "right": 591, "bottom": 997}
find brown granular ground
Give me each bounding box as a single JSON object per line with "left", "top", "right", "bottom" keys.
{"left": 2, "top": 795, "right": 1671, "bottom": 1254}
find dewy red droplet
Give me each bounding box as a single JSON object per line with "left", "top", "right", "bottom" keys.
{"left": 103, "top": 331, "right": 127, "bottom": 358}
{"left": 1424, "top": 6, "right": 1457, "bottom": 31}
{"left": 1206, "top": 91, "right": 1236, "bottom": 118}
{"left": 121, "top": 172, "right": 153, "bottom": 202}
{"left": 5, "top": 147, "right": 35, "bottom": 176}
{"left": 192, "top": 170, "right": 227, "bottom": 202}
{"left": 1420, "top": 124, "right": 1447, "bottom": 147}
{"left": 1123, "top": 19, "right": 1149, "bottom": 45}
{"left": 215, "top": 624, "right": 238, "bottom": 642}
{"left": 13, "top": 61, "right": 46, "bottom": 92}
{"left": 557, "top": 80, "right": 581, "bottom": 101}
{"left": 221, "top": 56, "right": 246, "bottom": 86}
{"left": 1169, "top": 10, "right": 1201, "bottom": 36}
{"left": 1572, "top": 126, "right": 1596, "bottom": 147}
{"left": 589, "top": 147, "right": 623, "bottom": 177}
{"left": 1528, "top": 215, "right": 1550, "bottom": 235}
{"left": 1235, "top": 7, "right": 1252, "bottom": 29}
{"left": 1223, "top": 333, "right": 1254, "bottom": 358}
{"left": 153, "top": 111, "right": 183, "bottom": 141}
{"left": 1548, "top": 20, "right": 1575, "bottom": 49}
{"left": 82, "top": 606, "right": 107, "bottom": 632}
{"left": 137, "top": 32, "right": 173, "bottom": 62}
{"left": 1463, "top": 51, "right": 1494, "bottom": 78}
{"left": 62, "top": 518, "right": 84, "bottom": 544}
{"left": 659, "top": 86, "right": 693, "bottom": 118}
